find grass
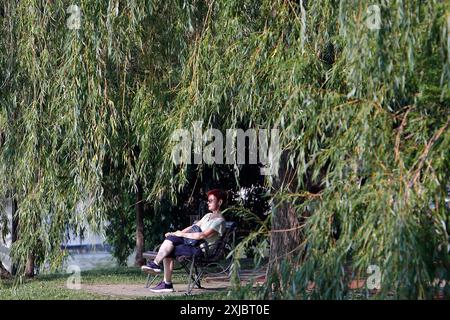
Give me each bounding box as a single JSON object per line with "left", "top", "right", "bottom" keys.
{"left": 2, "top": 264, "right": 426, "bottom": 300}
{"left": 0, "top": 266, "right": 231, "bottom": 300}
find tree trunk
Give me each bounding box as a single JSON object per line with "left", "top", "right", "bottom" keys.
{"left": 25, "top": 253, "right": 34, "bottom": 278}
{"left": 267, "top": 151, "right": 302, "bottom": 292}
{"left": 134, "top": 180, "right": 145, "bottom": 266}
{"left": 11, "top": 197, "right": 36, "bottom": 278}
{"left": 11, "top": 198, "right": 18, "bottom": 276}
{"left": 0, "top": 260, "right": 10, "bottom": 279}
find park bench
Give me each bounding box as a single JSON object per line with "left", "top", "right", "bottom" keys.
{"left": 143, "top": 221, "right": 237, "bottom": 294}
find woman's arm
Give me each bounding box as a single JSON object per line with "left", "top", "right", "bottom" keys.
{"left": 181, "top": 225, "right": 193, "bottom": 232}
{"left": 173, "top": 228, "right": 217, "bottom": 240}
{"left": 165, "top": 225, "right": 193, "bottom": 237}
{"left": 164, "top": 226, "right": 192, "bottom": 238}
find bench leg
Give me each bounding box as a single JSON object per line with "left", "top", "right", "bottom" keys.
{"left": 186, "top": 256, "right": 196, "bottom": 294}
{"left": 185, "top": 260, "right": 206, "bottom": 295}
{"left": 193, "top": 266, "right": 204, "bottom": 289}
{"left": 145, "top": 274, "right": 158, "bottom": 288}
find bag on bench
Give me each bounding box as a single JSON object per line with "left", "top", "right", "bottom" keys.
{"left": 183, "top": 224, "right": 203, "bottom": 246}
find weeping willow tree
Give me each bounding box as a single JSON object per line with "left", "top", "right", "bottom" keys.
{"left": 144, "top": 0, "right": 449, "bottom": 299}
{"left": 0, "top": 0, "right": 202, "bottom": 276}
{"left": 0, "top": 0, "right": 448, "bottom": 299}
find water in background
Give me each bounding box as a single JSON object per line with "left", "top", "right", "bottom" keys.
{"left": 62, "top": 249, "right": 135, "bottom": 271}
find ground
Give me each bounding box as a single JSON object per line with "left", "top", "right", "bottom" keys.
{"left": 0, "top": 263, "right": 266, "bottom": 300}
{"left": 4, "top": 263, "right": 441, "bottom": 299}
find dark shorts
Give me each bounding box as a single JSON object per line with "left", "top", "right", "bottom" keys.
{"left": 166, "top": 235, "right": 201, "bottom": 258}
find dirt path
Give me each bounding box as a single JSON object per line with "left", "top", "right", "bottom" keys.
{"left": 79, "top": 280, "right": 228, "bottom": 298}
{"left": 77, "top": 270, "right": 266, "bottom": 298}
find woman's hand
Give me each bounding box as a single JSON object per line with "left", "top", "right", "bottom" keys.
{"left": 165, "top": 231, "right": 182, "bottom": 237}
{"left": 173, "top": 231, "right": 183, "bottom": 237}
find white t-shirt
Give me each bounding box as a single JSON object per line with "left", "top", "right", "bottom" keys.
{"left": 197, "top": 213, "right": 226, "bottom": 246}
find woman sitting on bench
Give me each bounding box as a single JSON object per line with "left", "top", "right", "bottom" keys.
{"left": 141, "top": 188, "right": 227, "bottom": 293}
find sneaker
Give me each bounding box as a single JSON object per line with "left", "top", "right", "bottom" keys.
{"left": 150, "top": 281, "right": 174, "bottom": 293}
{"left": 141, "top": 261, "right": 161, "bottom": 274}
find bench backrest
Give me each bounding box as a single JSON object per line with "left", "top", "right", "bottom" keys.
{"left": 202, "top": 221, "right": 237, "bottom": 261}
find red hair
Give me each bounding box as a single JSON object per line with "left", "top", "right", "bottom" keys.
{"left": 207, "top": 189, "right": 227, "bottom": 203}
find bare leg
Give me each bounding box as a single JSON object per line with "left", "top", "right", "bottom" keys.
{"left": 154, "top": 239, "right": 174, "bottom": 265}
{"left": 163, "top": 257, "right": 174, "bottom": 283}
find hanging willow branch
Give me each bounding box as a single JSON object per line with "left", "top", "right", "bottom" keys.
{"left": 0, "top": 0, "right": 448, "bottom": 299}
